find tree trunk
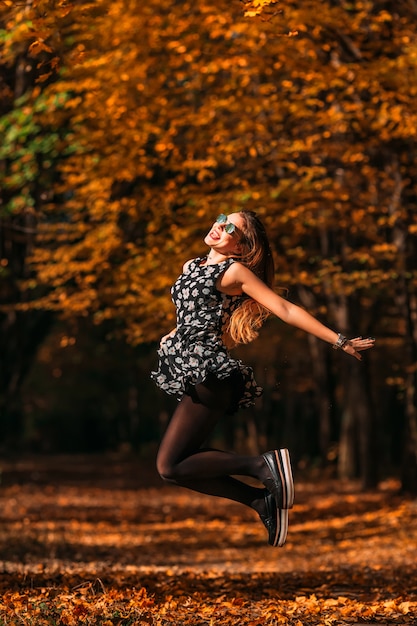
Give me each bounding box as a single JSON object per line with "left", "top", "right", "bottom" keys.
{"left": 399, "top": 287, "right": 417, "bottom": 494}
{"left": 298, "top": 286, "right": 335, "bottom": 460}
{"left": 0, "top": 309, "right": 53, "bottom": 448}
{"left": 338, "top": 359, "right": 378, "bottom": 488}
{"left": 338, "top": 408, "right": 358, "bottom": 479}
{"left": 322, "top": 291, "right": 378, "bottom": 488}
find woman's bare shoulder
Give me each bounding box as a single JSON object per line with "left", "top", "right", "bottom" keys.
{"left": 183, "top": 258, "right": 197, "bottom": 272}
{"left": 225, "top": 260, "right": 253, "bottom": 279}
{"left": 219, "top": 260, "right": 254, "bottom": 293}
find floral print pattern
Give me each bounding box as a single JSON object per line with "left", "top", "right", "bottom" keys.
{"left": 151, "top": 257, "right": 263, "bottom": 409}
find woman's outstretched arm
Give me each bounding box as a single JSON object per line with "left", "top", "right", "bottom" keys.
{"left": 219, "top": 262, "right": 375, "bottom": 360}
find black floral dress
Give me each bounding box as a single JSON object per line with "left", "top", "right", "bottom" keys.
{"left": 151, "top": 257, "right": 263, "bottom": 409}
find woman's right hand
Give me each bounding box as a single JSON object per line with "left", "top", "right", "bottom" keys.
{"left": 159, "top": 328, "right": 176, "bottom": 346}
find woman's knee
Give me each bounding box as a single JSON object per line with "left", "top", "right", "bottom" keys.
{"left": 156, "top": 453, "right": 178, "bottom": 483}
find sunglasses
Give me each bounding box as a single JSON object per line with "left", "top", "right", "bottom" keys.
{"left": 216, "top": 214, "right": 237, "bottom": 235}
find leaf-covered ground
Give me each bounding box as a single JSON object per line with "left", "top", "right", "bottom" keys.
{"left": 0, "top": 455, "right": 416, "bottom": 625}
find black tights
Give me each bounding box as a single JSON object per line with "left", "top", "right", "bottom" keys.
{"left": 156, "top": 374, "right": 268, "bottom": 514}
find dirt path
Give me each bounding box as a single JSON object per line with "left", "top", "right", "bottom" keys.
{"left": 0, "top": 455, "right": 416, "bottom": 624}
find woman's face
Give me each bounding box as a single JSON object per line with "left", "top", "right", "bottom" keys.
{"left": 204, "top": 213, "right": 245, "bottom": 256}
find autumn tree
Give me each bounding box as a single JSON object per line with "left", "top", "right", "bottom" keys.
{"left": 1, "top": 0, "right": 416, "bottom": 489}
{"left": 0, "top": 0, "right": 97, "bottom": 443}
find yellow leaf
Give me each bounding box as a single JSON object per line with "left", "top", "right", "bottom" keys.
{"left": 28, "top": 40, "right": 53, "bottom": 56}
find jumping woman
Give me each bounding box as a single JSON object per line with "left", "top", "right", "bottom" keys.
{"left": 151, "top": 211, "right": 375, "bottom": 547}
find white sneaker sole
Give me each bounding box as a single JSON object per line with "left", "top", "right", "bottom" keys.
{"left": 276, "top": 448, "right": 294, "bottom": 509}
{"left": 273, "top": 507, "right": 289, "bottom": 547}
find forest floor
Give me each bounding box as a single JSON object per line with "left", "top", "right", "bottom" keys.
{"left": 0, "top": 454, "right": 416, "bottom": 625}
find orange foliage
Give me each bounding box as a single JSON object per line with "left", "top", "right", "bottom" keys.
{"left": 0, "top": 456, "right": 416, "bottom": 624}
{"left": 3, "top": 0, "right": 417, "bottom": 343}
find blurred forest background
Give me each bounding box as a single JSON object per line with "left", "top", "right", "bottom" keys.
{"left": 1, "top": 0, "right": 416, "bottom": 493}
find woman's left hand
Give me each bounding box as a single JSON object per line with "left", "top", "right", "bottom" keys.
{"left": 342, "top": 336, "right": 375, "bottom": 361}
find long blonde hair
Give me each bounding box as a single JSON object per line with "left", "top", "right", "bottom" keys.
{"left": 226, "top": 211, "right": 275, "bottom": 346}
